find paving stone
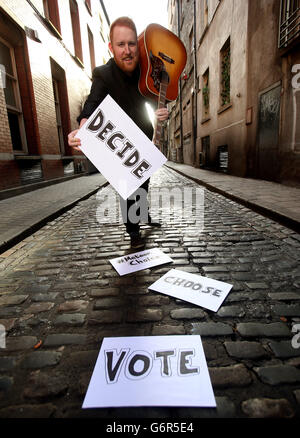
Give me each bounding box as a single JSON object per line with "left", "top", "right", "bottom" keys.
{"left": 57, "top": 300, "right": 88, "bottom": 313}
{"left": 271, "top": 304, "right": 300, "bottom": 316}
{"left": 36, "top": 268, "right": 60, "bottom": 276}
{"left": 93, "top": 297, "right": 126, "bottom": 309}
{"left": 268, "top": 292, "right": 300, "bottom": 300}
{"left": 152, "top": 324, "right": 185, "bottom": 335}
{"left": 127, "top": 308, "right": 163, "bottom": 323}
{"left": 177, "top": 396, "right": 236, "bottom": 418}
{"left": 89, "top": 287, "right": 119, "bottom": 297}
{"left": 170, "top": 308, "right": 207, "bottom": 320}
{"left": 0, "top": 376, "right": 13, "bottom": 392}
{"left": 54, "top": 313, "right": 86, "bottom": 326}
{"left": 190, "top": 322, "right": 233, "bottom": 336}
{"left": 63, "top": 290, "right": 87, "bottom": 299}
{"left": 21, "top": 351, "right": 62, "bottom": 369}
{"left": 25, "top": 302, "right": 54, "bottom": 314}
{"left": 0, "top": 318, "right": 17, "bottom": 331}
{"left": 254, "top": 365, "right": 300, "bottom": 385}
{"left": 224, "top": 341, "right": 269, "bottom": 359}
{"left": 217, "top": 306, "right": 245, "bottom": 318}
{"left": 5, "top": 336, "right": 38, "bottom": 351}
{"left": 68, "top": 350, "right": 98, "bottom": 368}
{"left": 137, "top": 296, "right": 170, "bottom": 306}
{"left": 23, "top": 371, "right": 68, "bottom": 399}
{"left": 31, "top": 293, "right": 59, "bottom": 302}
{"left": 209, "top": 364, "right": 252, "bottom": 388}
{"left": 241, "top": 398, "right": 294, "bottom": 418}
{"left": 44, "top": 334, "right": 87, "bottom": 347}
{"left": 269, "top": 340, "right": 300, "bottom": 358}
{"left": 236, "top": 322, "right": 290, "bottom": 338}
{"left": 88, "top": 310, "right": 123, "bottom": 325}
{"left": 0, "top": 295, "right": 28, "bottom": 306}
{"left": 245, "top": 282, "right": 269, "bottom": 289}
{"left": 0, "top": 356, "right": 16, "bottom": 371}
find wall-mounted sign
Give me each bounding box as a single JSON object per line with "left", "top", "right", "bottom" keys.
{"left": 149, "top": 269, "right": 233, "bottom": 312}
{"left": 77, "top": 95, "right": 167, "bottom": 199}
{"left": 82, "top": 335, "right": 216, "bottom": 408}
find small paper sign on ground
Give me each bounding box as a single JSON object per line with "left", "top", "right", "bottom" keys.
{"left": 82, "top": 335, "right": 216, "bottom": 409}
{"left": 110, "top": 248, "right": 173, "bottom": 276}
{"left": 149, "top": 268, "right": 233, "bottom": 312}
{"left": 76, "top": 95, "right": 167, "bottom": 200}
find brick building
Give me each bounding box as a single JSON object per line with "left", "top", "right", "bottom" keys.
{"left": 168, "top": 0, "right": 300, "bottom": 186}
{"left": 0, "top": 0, "right": 110, "bottom": 197}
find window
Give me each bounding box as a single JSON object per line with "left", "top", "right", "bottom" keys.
{"left": 202, "top": 68, "right": 210, "bottom": 116}
{"left": 220, "top": 38, "right": 231, "bottom": 107}
{"left": 0, "top": 37, "right": 27, "bottom": 152}
{"left": 70, "top": 0, "right": 83, "bottom": 63}
{"left": 43, "top": 0, "right": 61, "bottom": 34}
{"left": 52, "top": 79, "right": 65, "bottom": 155}
{"left": 87, "top": 26, "right": 96, "bottom": 72}
{"left": 51, "top": 59, "right": 71, "bottom": 156}
{"left": 279, "top": 0, "right": 300, "bottom": 48}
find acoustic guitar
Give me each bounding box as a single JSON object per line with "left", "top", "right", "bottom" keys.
{"left": 138, "top": 23, "right": 187, "bottom": 149}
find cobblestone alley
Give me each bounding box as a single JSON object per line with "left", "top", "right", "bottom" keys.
{"left": 0, "top": 166, "right": 300, "bottom": 419}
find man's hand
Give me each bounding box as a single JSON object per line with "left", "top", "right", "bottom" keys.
{"left": 155, "top": 107, "right": 169, "bottom": 122}
{"left": 68, "top": 129, "right": 82, "bottom": 151}
{"left": 67, "top": 118, "right": 87, "bottom": 151}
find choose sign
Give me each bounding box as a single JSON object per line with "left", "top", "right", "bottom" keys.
{"left": 76, "top": 95, "right": 167, "bottom": 199}
{"left": 149, "top": 268, "right": 233, "bottom": 312}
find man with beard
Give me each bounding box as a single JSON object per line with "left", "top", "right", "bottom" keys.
{"left": 68, "top": 17, "right": 168, "bottom": 248}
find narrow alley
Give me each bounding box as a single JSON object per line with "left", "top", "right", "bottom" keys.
{"left": 0, "top": 166, "right": 299, "bottom": 419}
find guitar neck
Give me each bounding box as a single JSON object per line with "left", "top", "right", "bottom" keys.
{"left": 153, "top": 79, "right": 168, "bottom": 148}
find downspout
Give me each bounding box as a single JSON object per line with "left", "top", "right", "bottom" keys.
{"left": 193, "top": 0, "right": 198, "bottom": 166}
{"left": 177, "top": 0, "right": 184, "bottom": 163}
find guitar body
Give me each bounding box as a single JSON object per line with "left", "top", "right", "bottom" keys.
{"left": 138, "top": 24, "right": 187, "bottom": 102}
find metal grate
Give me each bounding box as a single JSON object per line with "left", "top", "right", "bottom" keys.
{"left": 279, "top": 0, "right": 300, "bottom": 48}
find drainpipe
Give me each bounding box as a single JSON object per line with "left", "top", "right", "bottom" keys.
{"left": 193, "top": 0, "right": 198, "bottom": 166}
{"left": 177, "top": 0, "right": 184, "bottom": 163}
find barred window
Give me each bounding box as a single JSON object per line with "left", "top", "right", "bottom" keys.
{"left": 279, "top": 0, "right": 300, "bottom": 48}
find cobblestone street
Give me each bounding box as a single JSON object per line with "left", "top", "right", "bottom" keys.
{"left": 0, "top": 166, "right": 300, "bottom": 419}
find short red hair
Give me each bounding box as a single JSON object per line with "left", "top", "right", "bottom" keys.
{"left": 109, "top": 16, "right": 137, "bottom": 42}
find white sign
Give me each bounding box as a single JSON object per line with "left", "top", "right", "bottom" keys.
{"left": 76, "top": 95, "right": 167, "bottom": 199}
{"left": 149, "top": 269, "right": 233, "bottom": 312}
{"left": 82, "top": 335, "right": 216, "bottom": 409}
{"left": 110, "top": 248, "right": 173, "bottom": 276}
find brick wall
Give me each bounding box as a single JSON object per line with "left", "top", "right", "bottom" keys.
{"left": 0, "top": 0, "right": 110, "bottom": 191}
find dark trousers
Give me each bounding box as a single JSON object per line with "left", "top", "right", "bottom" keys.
{"left": 120, "top": 179, "right": 150, "bottom": 234}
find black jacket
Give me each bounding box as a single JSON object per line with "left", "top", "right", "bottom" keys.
{"left": 77, "top": 58, "right": 154, "bottom": 140}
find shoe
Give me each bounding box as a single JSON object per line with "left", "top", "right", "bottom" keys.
{"left": 147, "top": 216, "right": 161, "bottom": 227}
{"left": 129, "top": 231, "right": 145, "bottom": 249}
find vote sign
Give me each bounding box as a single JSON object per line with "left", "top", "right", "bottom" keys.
{"left": 149, "top": 269, "right": 233, "bottom": 312}
{"left": 76, "top": 95, "right": 167, "bottom": 199}
{"left": 82, "top": 335, "right": 216, "bottom": 408}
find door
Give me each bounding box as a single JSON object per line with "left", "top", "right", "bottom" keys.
{"left": 257, "top": 84, "right": 281, "bottom": 181}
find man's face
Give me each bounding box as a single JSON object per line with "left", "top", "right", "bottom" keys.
{"left": 109, "top": 26, "right": 139, "bottom": 75}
